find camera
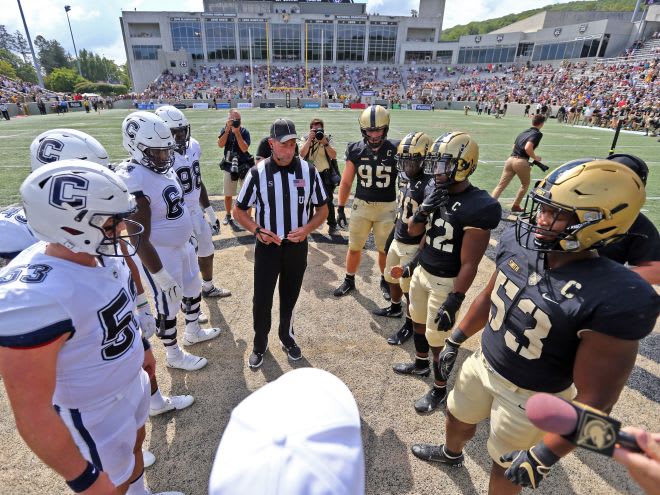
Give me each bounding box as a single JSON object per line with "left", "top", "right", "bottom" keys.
{"left": 232, "top": 119, "right": 241, "bottom": 128}
{"left": 314, "top": 128, "right": 324, "bottom": 141}
{"left": 230, "top": 156, "right": 240, "bottom": 181}
{"left": 531, "top": 160, "right": 549, "bottom": 172}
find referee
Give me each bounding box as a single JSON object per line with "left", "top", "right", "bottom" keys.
{"left": 233, "top": 118, "right": 328, "bottom": 369}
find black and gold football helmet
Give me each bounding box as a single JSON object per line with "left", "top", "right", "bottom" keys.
{"left": 396, "top": 131, "right": 432, "bottom": 180}
{"left": 515, "top": 159, "right": 645, "bottom": 252}
{"left": 359, "top": 105, "right": 390, "bottom": 150}
{"left": 424, "top": 132, "right": 479, "bottom": 185}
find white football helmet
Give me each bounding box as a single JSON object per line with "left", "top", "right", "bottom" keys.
{"left": 20, "top": 159, "right": 143, "bottom": 257}
{"left": 122, "top": 111, "right": 175, "bottom": 174}
{"left": 155, "top": 105, "right": 190, "bottom": 153}
{"left": 30, "top": 128, "right": 110, "bottom": 171}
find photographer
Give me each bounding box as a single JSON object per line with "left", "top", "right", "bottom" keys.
{"left": 300, "top": 118, "right": 340, "bottom": 233}
{"left": 217, "top": 109, "right": 252, "bottom": 226}
{"left": 491, "top": 114, "right": 545, "bottom": 213}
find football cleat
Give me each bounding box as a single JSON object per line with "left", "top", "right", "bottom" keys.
{"left": 414, "top": 386, "right": 447, "bottom": 413}
{"left": 149, "top": 394, "right": 195, "bottom": 417}
{"left": 333, "top": 277, "right": 355, "bottom": 297}
{"left": 411, "top": 444, "right": 464, "bottom": 466}
{"left": 166, "top": 350, "right": 207, "bottom": 371}
{"left": 202, "top": 286, "right": 232, "bottom": 298}
{"left": 393, "top": 361, "right": 430, "bottom": 377}
{"left": 387, "top": 325, "right": 413, "bottom": 345}
{"left": 142, "top": 449, "right": 156, "bottom": 468}
{"left": 182, "top": 325, "right": 221, "bottom": 346}
{"left": 372, "top": 304, "right": 403, "bottom": 318}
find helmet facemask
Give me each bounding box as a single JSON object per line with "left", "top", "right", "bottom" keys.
{"left": 138, "top": 145, "right": 174, "bottom": 174}
{"left": 397, "top": 153, "right": 425, "bottom": 180}
{"left": 171, "top": 125, "right": 190, "bottom": 154}
{"left": 89, "top": 209, "right": 144, "bottom": 257}
{"left": 361, "top": 127, "right": 388, "bottom": 151}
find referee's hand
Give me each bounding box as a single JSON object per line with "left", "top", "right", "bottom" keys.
{"left": 287, "top": 226, "right": 309, "bottom": 243}
{"left": 256, "top": 228, "right": 282, "bottom": 245}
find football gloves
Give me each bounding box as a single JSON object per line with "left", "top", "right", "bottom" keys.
{"left": 205, "top": 206, "right": 220, "bottom": 235}
{"left": 136, "top": 293, "right": 157, "bottom": 339}
{"left": 501, "top": 443, "right": 560, "bottom": 489}
{"left": 151, "top": 268, "right": 183, "bottom": 311}
{"left": 420, "top": 186, "right": 449, "bottom": 215}
{"left": 337, "top": 206, "right": 348, "bottom": 229}
{"left": 438, "top": 338, "right": 461, "bottom": 381}
{"left": 434, "top": 291, "right": 465, "bottom": 332}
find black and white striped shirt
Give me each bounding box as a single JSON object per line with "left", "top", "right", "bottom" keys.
{"left": 236, "top": 157, "right": 327, "bottom": 238}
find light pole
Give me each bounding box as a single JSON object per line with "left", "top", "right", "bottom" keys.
{"left": 16, "top": 0, "right": 45, "bottom": 88}
{"left": 64, "top": 5, "right": 82, "bottom": 76}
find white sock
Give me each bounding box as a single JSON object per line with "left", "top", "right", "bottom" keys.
{"left": 165, "top": 344, "right": 182, "bottom": 360}
{"left": 150, "top": 388, "right": 167, "bottom": 410}
{"left": 202, "top": 279, "right": 213, "bottom": 291}
{"left": 126, "top": 472, "right": 149, "bottom": 495}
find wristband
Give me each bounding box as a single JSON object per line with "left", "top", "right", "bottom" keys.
{"left": 254, "top": 227, "right": 262, "bottom": 236}
{"left": 531, "top": 441, "right": 561, "bottom": 467}
{"left": 448, "top": 327, "right": 468, "bottom": 345}
{"left": 66, "top": 461, "right": 100, "bottom": 493}
{"left": 142, "top": 336, "right": 151, "bottom": 351}
{"left": 136, "top": 292, "right": 149, "bottom": 309}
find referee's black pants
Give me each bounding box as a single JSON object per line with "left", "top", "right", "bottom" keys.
{"left": 253, "top": 239, "right": 308, "bottom": 353}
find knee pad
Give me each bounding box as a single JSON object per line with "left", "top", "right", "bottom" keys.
{"left": 414, "top": 331, "right": 430, "bottom": 354}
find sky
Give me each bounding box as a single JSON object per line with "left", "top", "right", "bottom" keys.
{"left": 4, "top": 0, "right": 581, "bottom": 64}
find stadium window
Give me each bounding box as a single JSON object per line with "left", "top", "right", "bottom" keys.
{"left": 506, "top": 46, "right": 515, "bottom": 62}
{"left": 599, "top": 35, "right": 609, "bottom": 57}
{"left": 588, "top": 38, "right": 599, "bottom": 57}
{"left": 484, "top": 47, "right": 494, "bottom": 63}
{"left": 368, "top": 25, "right": 397, "bottom": 63}
{"left": 556, "top": 42, "right": 566, "bottom": 60}
{"left": 271, "top": 23, "right": 302, "bottom": 61}
{"left": 238, "top": 23, "right": 267, "bottom": 60}
{"left": 547, "top": 43, "right": 558, "bottom": 60}
{"left": 404, "top": 51, "right": 432, "bottom": 62}
{"left": 492, "top": 47, "right": 501, "bottom": 63}
{"left": 517, "top": 42, "right": 534, "bottom": 57}
{"left": 436, "top": 50, "right": 452, "bottom": 63}
{"left": 132, "top": 45, "right": 161, "bottom": 60}
{"left": 336, "top": 23, "right": 366, "bottom": 62}
{"left": 306, "top": 23, "right": 333, "bottom": 62}
{"left": 581, "top": 40, "right": 591, "bottom": 58}
{"left": 170, "top": 20, "right": 204, "bottom": 60}
{"left": 205, "top": 21, "right": 236, "bottom": 61}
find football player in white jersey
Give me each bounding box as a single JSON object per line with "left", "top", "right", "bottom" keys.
{"left": 1, "top": 129, "right": 109, "bottom": 264}
{"left": 155, "top": 105, "right": 231, "bottom": 298}
{"left": 116, "top": 111, "right": 221, "bottom": 372}
{"left": 0, "top": 160, "right": 182, "bottom": 495}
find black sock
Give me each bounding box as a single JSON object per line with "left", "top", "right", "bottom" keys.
{"left": 404, "top": 317, "right": 413, "bottom": 330}
{"left": 346, "top": 274, "right": 355, "bottom": 281}
{"left": 390, "top": 301, "right": 401, "bottom": 311}
{"left": 415, "top": 357, "right": 428, "bottom": 369}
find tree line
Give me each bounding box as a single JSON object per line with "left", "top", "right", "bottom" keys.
{"left": 0, "top": 25, "right": 130, "bottom": 94}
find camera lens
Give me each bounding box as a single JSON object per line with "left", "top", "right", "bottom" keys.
{"left": 315, "top": 129, "right": 324, "bottom": 140}
{"left": 232, "top": 119, "right": 241, "bottom": 128}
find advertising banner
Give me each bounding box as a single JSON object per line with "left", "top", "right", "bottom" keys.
{"left": 350, "top": 103, "right": 367, "bottom": 110}
{"left": 303, "top": 102, "right": 321, "bottom": 108}
{"left": 216, "top": 102, "right": 231, "bottom": 109}
{"left": 327, "top": 102, "right": 344, "bottom": 109}
{"left": 412, "top": 104, "right": 432, "bottom": 111}
{"left": 237, "top": 102, "right": 253, "bottom": 109}
{"left": 192, "top": 103, "right": 209, "bottom": 109}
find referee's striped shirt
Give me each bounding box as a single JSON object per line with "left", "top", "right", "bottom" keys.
{"left": 236, "top": 157, "right": 327, "bottom": 238}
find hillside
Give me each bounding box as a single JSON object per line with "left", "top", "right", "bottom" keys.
{"left": 441, "top": 0, "right": 638, "bottom": 41}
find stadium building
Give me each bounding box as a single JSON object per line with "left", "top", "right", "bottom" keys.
{"left": 120, "top": 0, "right": 659, "bottom": 92}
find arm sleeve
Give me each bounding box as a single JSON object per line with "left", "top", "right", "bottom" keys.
{"left": 236, "top": 169, "right": 258, "bottom": 210}
{"left": 0, "top": 290, "right": 74, "bottom": 348}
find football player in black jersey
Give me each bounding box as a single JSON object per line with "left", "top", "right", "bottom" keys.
{"left": 393, "top": 132, "right": 502, "bottom": 413}
{"left": 412, "top": 159, "right": 659, "bottom": 494}
{"left": 598, "top": 153, "right": 659, "bottom": 285}
{"left": 375, "top": 132, "right": 433, "bottom": 345}
{"left": 334, "top": 105, "right": 400, "bottom": 299}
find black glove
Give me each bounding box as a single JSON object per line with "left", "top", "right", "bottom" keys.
{"left": 419, "top": 186, "right": 449, "bottom": 215}
{"left": 438, "top": 338, "right": 461, "bottom": 381}
{"left": 501, "top": 443, "right": 560, "bottom": 489}
{"left": 337, "top": 206, "right": 348, "bottom": 229}
{"left": 434, "top": 291, "right": 465, "bottom": 332}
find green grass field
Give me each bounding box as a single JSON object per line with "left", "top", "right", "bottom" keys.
{"left": 1, "top": 108, "right": 657, "bottom": 225}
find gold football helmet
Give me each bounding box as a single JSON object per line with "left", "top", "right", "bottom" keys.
{"left": 396, "top": 131, "right": 432, "bottom": 179}
{"left": 359, "top": 105, "right": 390, "bottom": 150}
{"left": 516, "top": 159, "right": 646, "bottom": 252}
{"left": 424, "top": 132, "right": 479, "bottom": 185}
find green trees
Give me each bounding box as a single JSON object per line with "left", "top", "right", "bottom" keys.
{"left": 45, "top": 67, "right": 85, "bottom": 92}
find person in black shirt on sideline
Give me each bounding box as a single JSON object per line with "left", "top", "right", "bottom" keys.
{"left": 233, "top": 119, "right": 328, "bottom": 369}
{"left": 492, "top": 115, "right": 545, "bottom": 212}
{"left": 598, "top": 153, "right": 659, "bottom": 285}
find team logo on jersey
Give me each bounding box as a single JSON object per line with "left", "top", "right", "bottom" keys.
{"left": 49, "top": 174, "right": 89, "bottom": 210}
{"left": 37, "top": 138, "right": 64, "bottom": 164}
{"left": 528, "top": 271, "right": 541, "bottom": 286}
{"left": 125, "top": 119, "right": 140, "bottom": 139}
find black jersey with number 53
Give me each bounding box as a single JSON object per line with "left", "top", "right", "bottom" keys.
{"left": 345, "top": 139, "right": 400, "bottom": 202}
{"left": 419, "top": 185, "right": 501, "bottom": 278}
{"left": 481, "top": 226, "right": 659, "bottom": 393}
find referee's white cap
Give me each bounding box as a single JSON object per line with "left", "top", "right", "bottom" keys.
{"left": 209, "top": 368, "right": 365, "bottom": 495}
